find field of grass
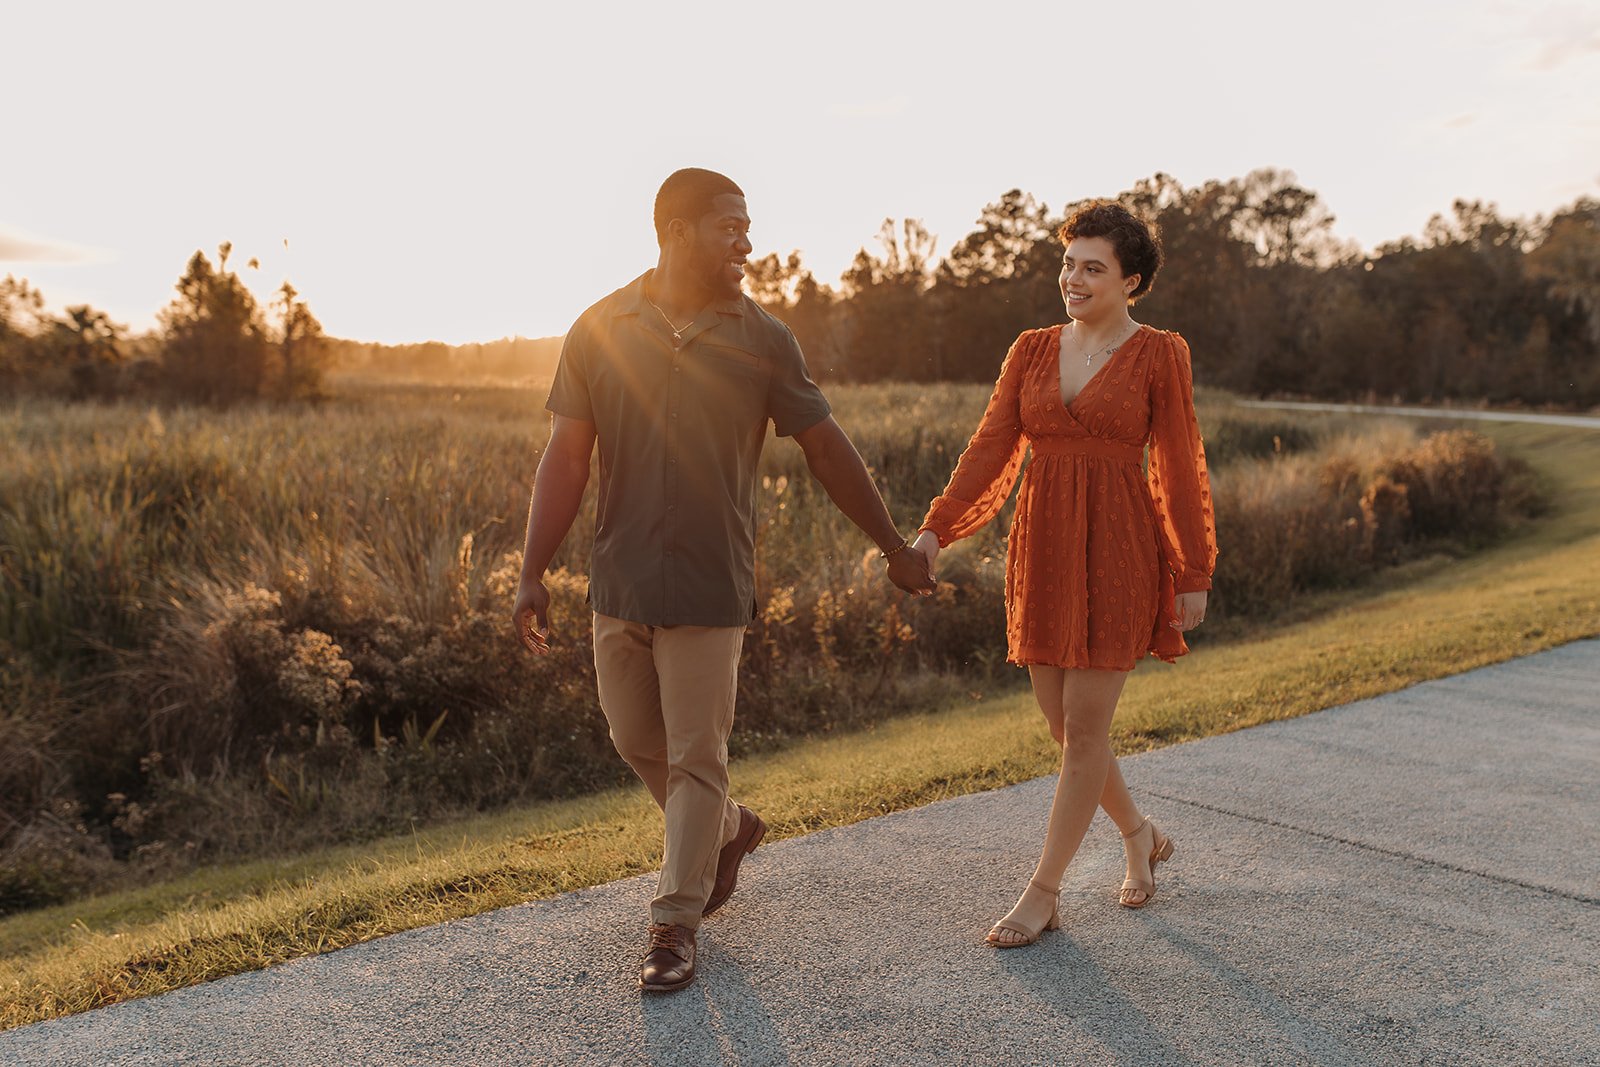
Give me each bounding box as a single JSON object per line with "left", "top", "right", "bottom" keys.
{"left": 7, "top": 377, "right": 1517, "bottom": 916}
{"left": 1, "top": 407, "right": 1592, "bottom": 1030}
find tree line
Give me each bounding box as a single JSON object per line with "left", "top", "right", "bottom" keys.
{"left": 749, "top": 169, "right": 1600, "bottom": 408}
{"left": 5, "top": 170, "right": 1598, "bottom": 406}
{"left": 323, "top": 334, "right": 563, "bottom": 384}
{"left": 1, "top": 248, "right": 564, "bottom": 398}
{"left": 1, "top": 243, "right": 328, "bottom": 403}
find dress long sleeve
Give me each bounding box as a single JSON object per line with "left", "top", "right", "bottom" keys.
{"left": 920, "top": 330, "right": 1036, "bottom": 547}
{"left": 1147, "top": 335, "right": 1216, "bottom": 594}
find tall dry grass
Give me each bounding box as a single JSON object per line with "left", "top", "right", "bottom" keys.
{"left": 0, "top": 385, "right": 1539, "bottom": 911}
{"left": 1209, "top": 423, "right": 1543, "bottom": 618}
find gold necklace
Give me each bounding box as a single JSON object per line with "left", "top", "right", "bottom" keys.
{"left": 1074, "top": 320, "right": 1139, "bottom": 367}
{"left": 645, "top": 293, "right": 694, "bottom": 349}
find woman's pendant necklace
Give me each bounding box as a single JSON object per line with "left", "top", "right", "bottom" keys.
{"left": 1078, "top": 321, "right": 1137, "bottom": 367}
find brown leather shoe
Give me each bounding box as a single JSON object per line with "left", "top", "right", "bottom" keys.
{"left": 703, "top": 805, "right": 766, "bottom": 917}
{"left": 638, "top": 923, "right": 696, "bottom": 993}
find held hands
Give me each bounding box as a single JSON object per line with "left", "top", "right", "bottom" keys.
{"left": 512, "top": 579, "right": 552, "bottom": 655}
{"left": 1171, "top": 591, "right": 1208, "bottom": 632}
{"left": 885, "top": 536, "right": 937, "bottom": 597}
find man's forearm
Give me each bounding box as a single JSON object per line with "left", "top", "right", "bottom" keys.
{"left": 804, "top": 437, "right": 903, "bottom": 551}
{"left": 519, "top": 453, "right": 589, "bottom": 581}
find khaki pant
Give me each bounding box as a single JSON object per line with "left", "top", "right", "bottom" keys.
{"left": 592, "top": 613, "right": 745, "bottom": 929}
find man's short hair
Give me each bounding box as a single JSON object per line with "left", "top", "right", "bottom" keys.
{"left": 654, "top": 168, "right": 744, "bottom": 246}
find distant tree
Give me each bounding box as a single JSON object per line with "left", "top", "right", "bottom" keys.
{"left": 744, "top": 250, "right": 804, "bottom": 309}
{"left": 940, "top": 190, "right": 1055, "bottom": 285}
{"left": 271, "top": 280, "right": 327, "bottom": 400}
{"left": 0, "top": 280, "right": 125, "bottom": 396}
{"left": 1362, "top": 201, "right": 1542, "bottom": 403}
{"left": 0, "top": 275, "right": 47, "bottom": 338}
{"left": 744, "top": 251, "right": 843, "bottom": 378}
{"left": 52, "top": 305, "right": 124, "bottom": 398}
{"left": 1229, "top": 170, "right": 1355, "bottom": 395}
{"left": 1228, "top": 168, "right": 1348, "bottom": 269}
{"left": 1528, "top": 198, "right": 1600, "bottom": 348}
{"left": 1519, "top": 198, "right": 1600, "bottom": 404}
{"left": 158, "top": 243, "right": 272, "bottom": 404}
{"left": 1122, "top": 174, "right": 1257, "bottom": 390}
{"left": 934, "top": 190, "right": 1062, "bottom": 380}
{"left": 0, "top": 275, "right": 49, "bottom": 388}
{"left": 837, "top": 219, "right": 940, "bottom": 380}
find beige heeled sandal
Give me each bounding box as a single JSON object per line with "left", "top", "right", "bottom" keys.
{"left": 1119, "top": 818, "right": 1175, "bottom": 909}
{"left": 986, "top": 878, "right": 1062, "bottom": 948}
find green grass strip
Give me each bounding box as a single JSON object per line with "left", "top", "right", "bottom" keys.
{"left": 2, "top": 419, "right": 1597, "bottom": 1030}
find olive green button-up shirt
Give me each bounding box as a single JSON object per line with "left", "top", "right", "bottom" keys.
{"left": 546, "top": 271, "right": 832, "bottom": 627}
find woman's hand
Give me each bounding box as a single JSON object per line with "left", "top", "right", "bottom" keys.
{"left": 912, "top": 529, "right": 941, "bottom": 578}
{"left": 1171, "top": 591, "right": 1207, "bottom": 632}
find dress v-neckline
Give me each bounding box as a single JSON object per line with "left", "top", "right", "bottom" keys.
{"left": 1056, "top": 323, "right": 1144, "bottom": 415}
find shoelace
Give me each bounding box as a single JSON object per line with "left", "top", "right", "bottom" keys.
{"left": 647, "top": 924, "right": 681, "bottom": 951}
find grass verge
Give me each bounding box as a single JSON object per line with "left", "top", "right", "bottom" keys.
{"left": 3, "top": 418, "right": 1598, "bottom": 1030}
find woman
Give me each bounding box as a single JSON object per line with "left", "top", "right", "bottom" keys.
{"left": 912, "top": 201, "right": 1215, "bottom": 947}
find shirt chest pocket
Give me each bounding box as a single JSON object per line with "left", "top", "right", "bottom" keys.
{"left": 696, "top": 344, "right": 765, "bottom": 378}
{"left": 683, "top": 344, "right": 768, "bottom": 423}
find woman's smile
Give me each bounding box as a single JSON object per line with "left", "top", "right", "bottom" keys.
{"left": 1059, "top": 235, "right": 1129, "bottom": 322}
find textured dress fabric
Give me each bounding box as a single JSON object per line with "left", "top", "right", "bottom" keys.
{"left": 921, "top": 324, "right": 1217, "bottom": 671}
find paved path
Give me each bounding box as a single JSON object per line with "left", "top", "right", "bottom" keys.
{"left": 4, "top": 642, "right": 1598, "bottom": 1066}
{"left": 1239, "top": 398, "right": 1600, "bottom": 430}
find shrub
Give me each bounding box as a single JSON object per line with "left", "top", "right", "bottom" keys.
{"left": 1380, "top": 429, "right": 1538, "bottom": 544}
{"left": 1203, "top": 415, "right": 1317, "bottom": 466}
{"left": 1210, "top": 427, "right": 1539, "bottom": 622}
{"left": 0, "top": 801, "right": 118, "bottom": 913}
{"left": 1360, "top": 475, "right": 1411, "bottom": 564}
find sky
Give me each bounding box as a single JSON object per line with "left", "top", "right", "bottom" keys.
{"left": 3, "top": 0, "right": 1598, "bottom": 345}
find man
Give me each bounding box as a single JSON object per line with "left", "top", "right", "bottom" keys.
{"left": 512, "top": 168, "right": 934, "bottom": 994}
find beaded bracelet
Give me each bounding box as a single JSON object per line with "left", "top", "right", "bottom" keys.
{"left": 879, "top": 538, "right": 911, "bottom": 560}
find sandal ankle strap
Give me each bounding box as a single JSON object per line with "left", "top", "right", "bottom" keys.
{"left": 1028, "top": 877, "right": 1061, "bottom": 897}
{"left": 1120, "top": 818, "right": 1151, "bottom": 840}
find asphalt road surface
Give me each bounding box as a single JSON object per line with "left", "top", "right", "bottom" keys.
{"left": 4, "top": 641, "right": 1597, "bottom": 1066}
{"left": 1239, "top": 398, "right": 1600, "bottom": 430}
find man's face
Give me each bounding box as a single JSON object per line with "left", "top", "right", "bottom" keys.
{"left": 685, "top": 193, "right": 753, "bottom": 299}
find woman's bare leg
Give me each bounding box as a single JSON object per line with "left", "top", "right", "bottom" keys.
{"left": 1028, "top": 666, "right": 1142, "bottom": 832}
{"left": 991, "top": 668, "right": 1129, "bottom": 944}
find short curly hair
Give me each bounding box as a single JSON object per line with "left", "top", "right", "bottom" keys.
{"left": 1057, "top": 201, "right": 1163, "bottom": 303}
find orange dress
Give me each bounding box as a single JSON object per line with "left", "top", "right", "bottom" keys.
{"left": 921, "top": 324, "right": 1216, "bottom": 671}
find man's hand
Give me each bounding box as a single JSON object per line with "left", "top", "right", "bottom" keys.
{"left": 886, "top": 542, "right": 936, "bottom": 597}
{"left": 793, "top": 416, "right": 939, "bottom": 598}
{"left": 1171, "top": 591, "right": 1207, "bottom": 632}
{"left": 513, "top": 579, "right": 551, "bottom": 654}
{"left": 511, "top": 415, "right": 596, "bottom": 657}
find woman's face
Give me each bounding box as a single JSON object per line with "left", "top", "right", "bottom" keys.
{"left": 1059, "top": 236, "right": 1137, "bottom": 321}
